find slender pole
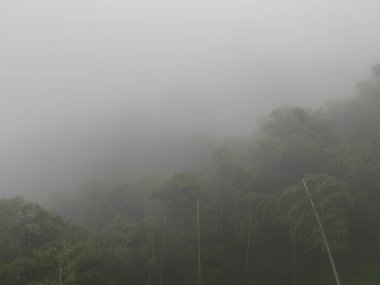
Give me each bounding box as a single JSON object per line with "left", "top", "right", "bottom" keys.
{"left": 233, "top": 195, "right": 239, "bottom": 270}
{"left": 159, "top": 216, "right": 167, "bottom": 285}
{"left": 243, "top": 209, "right": 253, "bottom": 285}
{"left": 63, "top": 243, "right": 74, "bottom": 285}
{"left": 197, "top": 199, "right": 202, "bottom": 285}
{"left": 147, "top": 225, "right": 156, "bottom": 285}
{"left": 293, "top": 238, "right": 297, "bottom": 285}
{"left": 59, "top": 266, "right": 62, "bottom": 285}
{"left": 302, "top": 180, "right": 341, "bottom": 285}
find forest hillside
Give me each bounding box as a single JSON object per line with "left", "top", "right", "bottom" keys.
{"left": 1, "top": 67, "right": 380, "bottom": 284}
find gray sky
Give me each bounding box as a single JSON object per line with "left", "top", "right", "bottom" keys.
{"left": 1, "top": 0, "right": 380, "bottom": 198}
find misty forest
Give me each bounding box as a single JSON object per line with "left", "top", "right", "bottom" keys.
{"left": 2, "top": 1, "right": 380, "bottom": 285}
{"left": 1, "top": 67, "right": 380, "bottom": 284}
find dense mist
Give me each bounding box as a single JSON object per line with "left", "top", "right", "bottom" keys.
{"left": 1, "top": 0, "right": 380, "bottom": 200}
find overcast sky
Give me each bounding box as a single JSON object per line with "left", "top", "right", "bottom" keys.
{"left": 1, "top": 0, "right": 380, "bottom": 198}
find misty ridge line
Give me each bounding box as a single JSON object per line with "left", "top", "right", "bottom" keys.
{"left": 0, "top": 63, "right": 379, "bottom": 203}
{"left": 1, "top": 0, "right": 380, "bottom": 202}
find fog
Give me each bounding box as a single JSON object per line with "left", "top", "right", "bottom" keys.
{"left": 1, "top": 0, "right": 380, "bottom": 199}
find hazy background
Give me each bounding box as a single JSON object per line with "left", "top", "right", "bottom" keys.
{"left": 1, "top": 0, "right": 380, "bottom": 199}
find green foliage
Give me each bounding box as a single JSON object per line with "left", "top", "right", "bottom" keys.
{"left": 278, "top": 174, "right": 353, "bottom": 251}
{"left": 0, "top": 198, "right": 66, "bottom": 285}
{"left": 246, "top": 107, "right": 346, "bottom": 192}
